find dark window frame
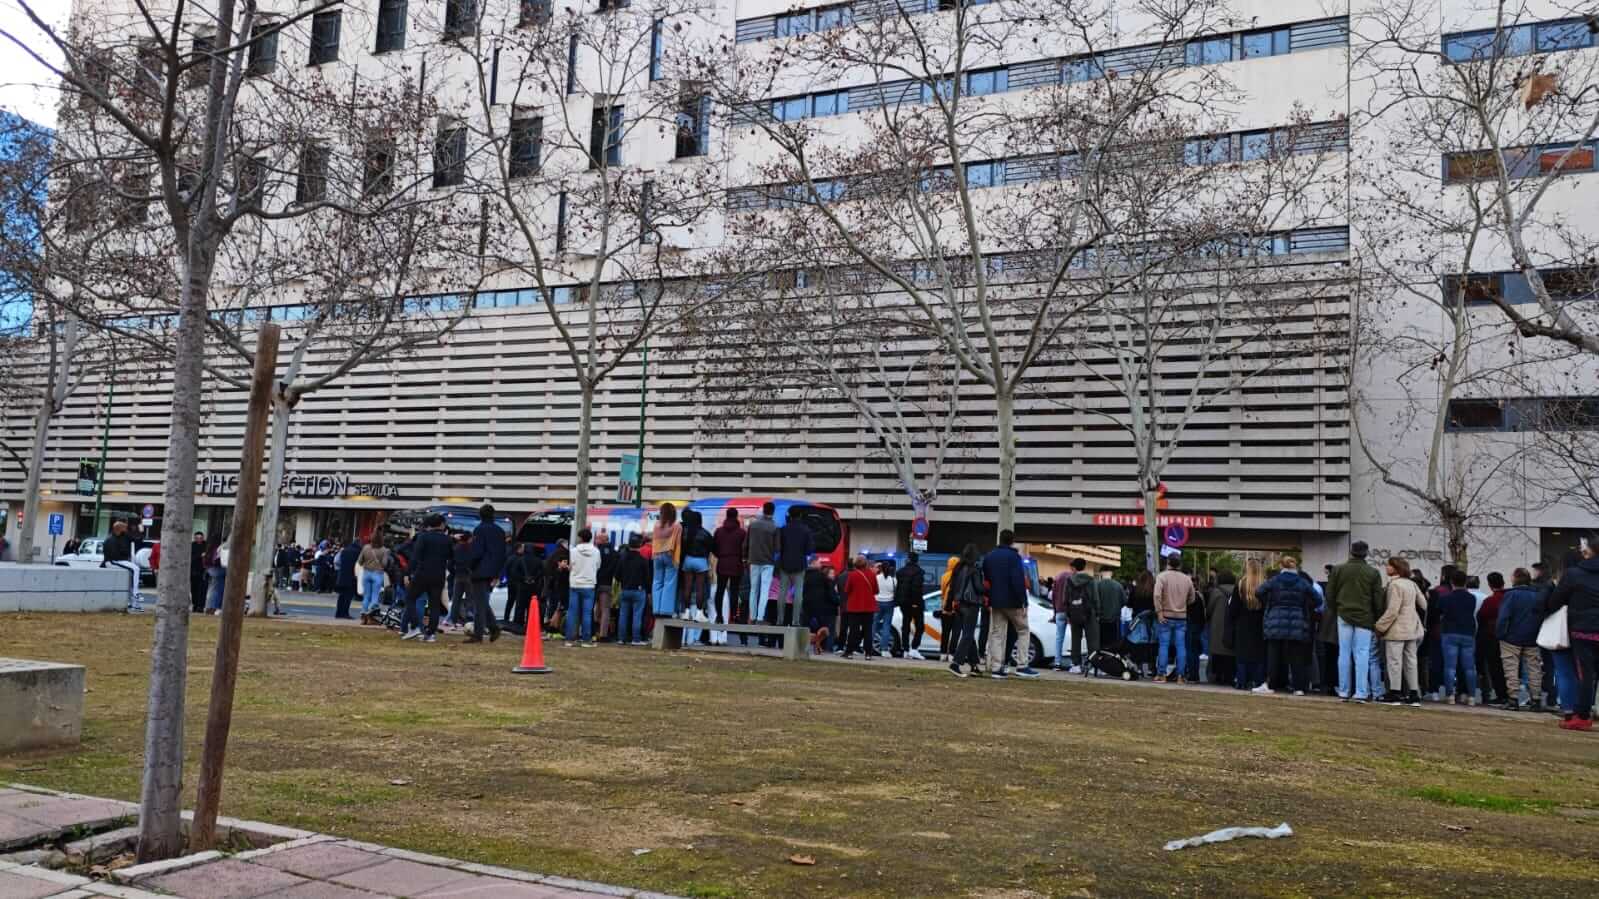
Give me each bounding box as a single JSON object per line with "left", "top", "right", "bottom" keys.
{"left": 375, "top": 0, "right": 408, "bottom": 53}
{"left": 443, "top": 0, "right": 478, "bottom": 40}
{"left": 508, "top": 114, "right": 542, "bottom": 178}
{"left": 363, "top": 139, "right": 396, "bottom": 196}
{"left": 247, "top": 23, "right": 279, "bottom": 77}
{"left": 432, "top": 123, "right": 467, "bottom": 188}
{"left": 295, "top": 142, "right": 330, "bottom": 204}
{"left": 309, "top": 11, "right": 342, "bottom": 66}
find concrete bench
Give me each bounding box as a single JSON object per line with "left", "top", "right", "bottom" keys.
{"left": 0, "top": 562, "right": 129, "bottom": 612}
{"left": 0, "top": 658, "right": 85, "bottom": 752}
{"left": 651, "top": 618, "right": 812, "bottom": 660}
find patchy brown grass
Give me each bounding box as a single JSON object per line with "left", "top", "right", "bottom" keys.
{"left": 2, "top": 612, "right": 1597, "bottom": 897}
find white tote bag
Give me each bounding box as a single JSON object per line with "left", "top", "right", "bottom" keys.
{"left": 1537, "top": 606, "right": 1570, "bottom": 652}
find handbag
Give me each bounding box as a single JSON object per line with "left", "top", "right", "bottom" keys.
{"left": 1537, "top": 606, "right": 1570, "bottom": 651}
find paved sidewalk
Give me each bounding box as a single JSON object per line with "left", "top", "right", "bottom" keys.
{"left": 0, "top": 787, "right": 679, "bottom": 899}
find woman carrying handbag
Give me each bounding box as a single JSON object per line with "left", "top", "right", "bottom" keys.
{"left": 1541, "top": 539, "right": 1599, "bottom": 731}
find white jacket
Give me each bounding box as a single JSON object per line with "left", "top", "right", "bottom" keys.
{"left": 569, "top": 541, "right": 600, "bottom": 588}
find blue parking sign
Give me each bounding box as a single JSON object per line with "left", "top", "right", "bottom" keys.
{"left": 48, "top": 513, "right": 64, "bottom": 535}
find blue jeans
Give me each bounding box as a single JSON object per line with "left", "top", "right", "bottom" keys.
{"left": 206, "top": 567, "right": 225, "bottom": 611}
{"left": 1368, "top": 636, "right": 1386, "bottom": 697}
{"left": 748, "top": 564, "right": 774, "bottom": 625}
{"left": 566, "top": 587, "right": 596, "bottom": 642}
{"left": 1441, "top": 633, "right": 1478, "bottom": 697}
{"left": 652, "top": 556, "right": 678, "bottom": 616}
{"left": 873, "top": 601, "right": 895, "bottom": 654}
{"left": 1053, "top": 613, "right": 1069, "bottom": 664}
{"left": 1551, "top": 649, "right": 1578, "bottom": 712}
{"left": 1157, "top": 619, "right": 1187, "bottom": 677}
{"left": 619, "top": 589, "right": 646, "bottom": 643}
{"left": 1337, "top": 620, "right": 1375, "bottom": 699}
{"left": 360, "top": 569, "right": 385, "bottom": 614}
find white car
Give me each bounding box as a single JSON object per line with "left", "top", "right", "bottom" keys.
{"left": 54, "top": 538, "right": 156, "bottom": 585}
{"left": 890, "top": 590, "right": 1067, "bottom": 668}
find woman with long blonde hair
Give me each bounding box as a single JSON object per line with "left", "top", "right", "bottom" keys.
{"left": 1229, "top": 558, "right": 1268, "bottom": 689}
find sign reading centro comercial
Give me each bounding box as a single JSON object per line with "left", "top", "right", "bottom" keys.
{"left": 1091, "top": 513, "right": 1216, "bottom": 528}
{"left": 198, "top": 472, "right": 399, "bottom": 500}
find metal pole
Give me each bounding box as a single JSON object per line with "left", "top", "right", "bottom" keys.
{"left": 91, "top": 378, "right": 115, "bottom": 532}
{"left": 634, "top": 334, "right": 647, "bottom": 509}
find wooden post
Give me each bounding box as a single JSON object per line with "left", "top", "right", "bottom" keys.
{"left": 189, "top": 324, "right": 280, "bottom": 851}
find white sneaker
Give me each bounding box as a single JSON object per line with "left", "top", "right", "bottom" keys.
{"left": 1252, "top": 684, "right": 1273, "bottom": 694}
{"left": 1293, "top": 690, "right": 1306, "bottom": 696}
{"left": 401, "top": 629, "right": 421, "bottom": 641}
{"left": 1068, "top": 665, "right": 1083, "bottom": 674}
{"left": 906, "top": 649, "right": 925, "bottom": 660}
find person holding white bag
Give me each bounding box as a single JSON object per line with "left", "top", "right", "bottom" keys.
{"left": 1541, "top": 537, "right": 1599, "bottom": 732}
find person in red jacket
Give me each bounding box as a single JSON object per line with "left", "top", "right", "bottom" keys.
{"left": 1475, "top": 572, "right": 1510, "bottom": 706}
{"left": 841, "top": 556, "right": 879, "bottom": 659}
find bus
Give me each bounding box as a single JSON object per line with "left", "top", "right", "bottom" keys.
{"left": 513, "top": 496, "right": 850, "bottom": 572}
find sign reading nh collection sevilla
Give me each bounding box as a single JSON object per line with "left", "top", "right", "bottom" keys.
{"left": 197, "top": 472, "right": 400, "bottom": 499}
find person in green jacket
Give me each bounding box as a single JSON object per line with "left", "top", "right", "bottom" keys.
{"left": 1327, "top": 541, "right": 1385, "bottom": 702}
{"left": 1091, "top": 567, "right": 1126, "bottom": 659}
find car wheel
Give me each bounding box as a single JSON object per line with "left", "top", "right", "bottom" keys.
{"left": 1012, "top": 637, "right": 1042, "bottom": 668}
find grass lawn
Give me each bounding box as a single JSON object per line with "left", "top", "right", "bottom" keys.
{"left": 2, "top": 613, "right": 1597, "bottom": 897}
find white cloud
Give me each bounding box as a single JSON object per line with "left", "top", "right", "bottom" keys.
{"left": 0, "top": 0, "right": 71, "bottom": 130}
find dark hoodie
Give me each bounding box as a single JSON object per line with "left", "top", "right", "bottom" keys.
{"left": 1545, "top": 555, "right": 1599, "bottom": 634}
{"left": 682, "top": 509, "right": 712, "bottom": 559}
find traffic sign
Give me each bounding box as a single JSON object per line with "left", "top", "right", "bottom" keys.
{"left": 47, "top": 513, "right": 64, "bottom": 536}
{"left": 141, "top": 504, "right": 155, "bottom": 519}
{"left": 1163, "top": 523, "right": 1189, "bottom": 548}
{"left": 911, "top": 538, "right": 928, "bottom": 553}
{"left": 911, "top": 516, "right": 929, "bottom": 540}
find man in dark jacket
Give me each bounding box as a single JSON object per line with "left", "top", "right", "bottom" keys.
{"left": 448, "top": 535, "right": 472, "bottom": 626}
{"left": 1545, "top": 536, "right": 1599, "bottom": 729}
{"left": 1327, "top": 541, "right": 1385, "bottom": 702}
{"left": 981, "top": 530, "right": 1040, "bottom": 679}
{"left": 1056, "top": 559, "right": 1095, "bottom": 671}
{"left": 1496, "top": 568, "right": 1544, "bottom": 711}
{"left": 776, "top": 516, "right": 815, "bottom": 627}
{"left": 406, "top": 515, "right": 454, "bottom": 642}
{"left": 1475, "top": 572, "right": 1510, "bottom": 706}
{"left": 101, "top": 519, "right": 141, "bottom": 611}
{"left": 189, "top": 532, "right": 207, "bottom": 614}
{"left": 504, "top": 543, "right": 535, "bottom": 629}
{"left": 464, "top": 504, "right": 506, "bottom": 643}
{"left": 804, "top": 560, "right": 840, "bottom": 650}
{"left": 334, "top": 539, "right": 362, "bottom": 620}
{"left": 616, "top": 535, "right": 652, "bottom": 644}
{"left": 594, "top": 530, "right": 619, "bottom": 641}
{"left": 894, "top": 553, "right": 928, "bottom": 659}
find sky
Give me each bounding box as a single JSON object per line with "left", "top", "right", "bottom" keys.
{"left": 0, "top": 0, "right": 70, "bottom": 129}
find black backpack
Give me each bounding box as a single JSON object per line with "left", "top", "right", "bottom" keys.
{"left": 1066, "top": 576, "right": 1093, "bottom": 625}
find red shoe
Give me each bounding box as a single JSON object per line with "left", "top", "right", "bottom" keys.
{"left": 1569, "top": 717, "right": 1593, "bottom": 732}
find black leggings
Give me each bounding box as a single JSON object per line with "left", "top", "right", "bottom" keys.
{"left": 715, "top": 574, "right": 744, "bottom": 623}
{"left": 843, "top": 611, "right": 873, "bottom": 655}
{"left": 1267, "top": 640, "right": 1312, "bottom": 692}
{"left": 1574, "top": 638, "right": 1599, "bottom": 720}
{"left": 899, "top": 602, "right": 924, "bottom": 650}
{"left": 953, "top": 604, "right": 981, "bottom": 668}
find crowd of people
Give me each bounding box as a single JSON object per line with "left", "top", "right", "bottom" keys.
{"left": 258, "top": 503, "right": 1598, "bottom": 730}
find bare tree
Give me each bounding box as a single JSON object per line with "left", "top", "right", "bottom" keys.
{"left": 445, "top": 0, "right": 722, "bottom": 539}
{"left": 698, "top": 0, "right": 1282, "bottom": 538}
{"left": 1, "top": 0, "right": 459, "bottom": 859}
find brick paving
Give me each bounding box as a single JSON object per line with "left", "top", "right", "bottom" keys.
{"left": 0, "top": 786, "right": 680, "bottom": 899}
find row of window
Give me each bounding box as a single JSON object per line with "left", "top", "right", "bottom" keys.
{"left": 1443, "top": 140, "right": 1598, "bottom": 182}
{"left": 1442, "top": 16, "right": 1597, "bottom": 64}
{"left": 1446, "top": 396, "right": 1599, "bottom": 432}
{"left": 1445, "top": 267, "right": 1598, "bottom": 307}
{"left": 750, "top": 17, "right": 1347, "bottom": 124}
{"left": 728, "top": 120, "right": 1348, "bottom": 210}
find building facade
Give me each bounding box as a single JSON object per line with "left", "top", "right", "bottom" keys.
{"left": 2, "top": 0, "right": 1595, "bottom": 578}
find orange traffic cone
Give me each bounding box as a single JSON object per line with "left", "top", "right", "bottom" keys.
{"left": 513, "top": 596, "right": 552, "bottom": 674}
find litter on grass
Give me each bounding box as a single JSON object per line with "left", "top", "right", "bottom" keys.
{"left": 1163, "top": 822, "right": 1293, "bottom": 851}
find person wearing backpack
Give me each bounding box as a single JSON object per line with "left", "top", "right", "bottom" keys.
{"left": 894, "top": 553, "right": 928, "bottom": 659}
{"left": 946, "top": 544, "right": 985, "bottom": 677}
{"left": 1055, "top": 559, "right": 1095, "bottom": 671}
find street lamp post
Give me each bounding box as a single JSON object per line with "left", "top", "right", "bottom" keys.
{"left": 90, "top": 379, "right": 114, "bottom": 533}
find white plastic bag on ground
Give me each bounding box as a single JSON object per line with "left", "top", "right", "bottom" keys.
{"left": 1164, "top": 822, "right": 1293, "bottom": 851}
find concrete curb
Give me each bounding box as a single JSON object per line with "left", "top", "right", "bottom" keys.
{"left": 108, "top": 850, "right": 221, "bottom": 883}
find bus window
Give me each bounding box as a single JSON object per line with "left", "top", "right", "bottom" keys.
{"left": 788, "top": 505, "right": 842, "bottom": 554}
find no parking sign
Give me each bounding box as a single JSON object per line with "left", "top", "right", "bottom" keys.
{"left": 1163, "top": 523, "right": 1189, "bottom": 548}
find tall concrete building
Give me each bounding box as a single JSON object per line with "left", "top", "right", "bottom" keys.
{"left": 2, "top": 0, "right": 1594, "bottom": 577}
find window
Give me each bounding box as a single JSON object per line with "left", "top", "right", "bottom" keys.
{"left": 675, "top": 95, "right": 710, "bottom": 158}
{"left": 1445, "top": 399, "right": 1506, "bottom": 431}
{"left": 135, "top": 40, "right": 164, "bottom": 94}
{"left": 509, "top": 115, "right": 542, "bottom": 177}
{"left": 78, "top": 49, "right": 112, "bottom": 109}
{"left": 376, "top": 0, "right": 407, "bottom": 53}
{"left": 1445, "top": 143, "right": 1598, "bottom": 182}
{"left": 1062, "top": 54, "right": 1103, "bottom": 83}
{"left": 1185, "top": 135, "right": 1232, "bottom": 165}
{"left": 189, "top": 34, "right": 214, "bottom": 88}
{"left": 1443, "top": 25, "right": 1532, "bottom": 62}
{"left": 248, "top": 23, "right": 279, "bottom": 76}
{"left": 433, "top": 122, "right": 466, "bottom": 187}
{"left": 776, "top": 12, "right": 812, "bottom": 37}
{"left": 296, "top": 143, "right": 329, "bottom": 203}
{"left": 1186, "top": 35, "right": 1232, "bottom": 65}
{"left": 555, "top": 191, "right": 569, "bottom": 252}
{"left": 639, "top": 179, "right": 654, "bottom": 243}
{"left": 1542, "top": 267, "right": 1599, "bottom": 301}
{"left": 489, "top": 46, "right": 501, "bottom": 104}
{"left": 237, "top": 155, "right": 266, "bottom": 208}
{"left": 816, "top": 4, "right": 852, "bottom": 30}
{"left": 812, "top": 90, "right": 847, "bottom": 116}
{"left": 923, "top": 76, "right": 956, "bottom": 103}
{"left": 1444, "top": 149, "right": 1501, "bottom": 181}
{"left": 1239, "top": 130, "right": 1273, "bottom": 160}
{"left": 1536, "top": 19, "right": 1593, "bottom": 52}
{"left": 518, "top": 0, "right": 551, "bottom": 27}
{"left": 589, "top": 103, "right": 622, "bottom": 168}
{"left": 1241, "top": 27, "right": 1289, "bottom": 58}
{"left": 1538, "top": 144, "right": 1595, "bottom": 174}
{"left": 444, "top": 0, "right": 477, "bottom": 40}
{"left": 363, "top": 139, "right": 395, "bottom": 196}
{"left": 309, "top": 11, "right": 341, "bottom": 66}
{"left": 1541, "top": 398, "right": 1599, "bottom": 430}
{"left": 967, "top": 68, "right": 1008, "bottom": 96}
{"left": 964, "top": 160, "right": 1003, "bottom": 188}
{"left": 773, "top": 95, "right": 809, "bottom": 121}
{"left": 116, "top": 168, "right": 152, "bottom": 225}
{"left": 565, "top": 33, "right": 579, "bottom": 94}
{"left": 650, "top": 19, "right": 664, "bottom": 81}
{"left": 597, "top": 0, "right": 630, "bottom": 9}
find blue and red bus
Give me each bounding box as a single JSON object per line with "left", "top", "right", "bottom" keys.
{"left": 512, "top": 496, "right": 849, "bottom": 572}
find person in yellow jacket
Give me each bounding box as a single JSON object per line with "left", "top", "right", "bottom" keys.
{"left": 937, "top": 556, "right": 961, "bottom": 660}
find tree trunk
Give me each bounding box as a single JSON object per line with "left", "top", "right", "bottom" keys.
{"left": 994, "top": 387, "right": 1016, "bottom": 539}
{"left": 1143, "top": 483, "right": 1163, "bottom": 575}
{"left": 136, "top": 250, "right": 214, "bottom": 862}
{"left": 15, "top": 402, "right": 50, "bottom": 563}
{"left": 251, "top": 394, "right": 291, "bottom": 618}
{"left": 570, "top": 383, "right": 594, "bottom": 544}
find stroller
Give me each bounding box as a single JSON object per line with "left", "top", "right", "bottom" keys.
{"left": 1083, "top": 648, "right": 1138, "bottom": 680}
{"left": 377, "top": 584, "right": 407, "bottom": 632}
